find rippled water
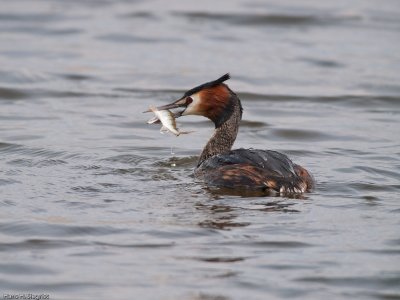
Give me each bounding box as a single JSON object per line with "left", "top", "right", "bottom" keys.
{"left": 1, "top": 0, "right": 400, "bottom": 299}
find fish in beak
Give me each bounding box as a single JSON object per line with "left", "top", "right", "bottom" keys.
{"left": 143, "top": 97, "right": 193, "bottom": 119}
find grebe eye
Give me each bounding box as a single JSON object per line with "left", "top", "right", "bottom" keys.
{"left": 185, "top": 96, "right": 193, "bottom": 105}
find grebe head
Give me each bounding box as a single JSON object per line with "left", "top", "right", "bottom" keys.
{"left": 151, "top": 73, "right": 242, "bottom": 127}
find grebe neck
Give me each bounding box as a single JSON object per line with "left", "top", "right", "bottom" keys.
{"left": 197, "top": 96, "right": 242, "bottom": 166}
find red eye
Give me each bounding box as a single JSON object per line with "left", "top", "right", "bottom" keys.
{"left": 185, "top": 97, "right": 193, "bottom": 105}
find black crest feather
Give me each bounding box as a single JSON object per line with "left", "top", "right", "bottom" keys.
{"left": 183, "top": 73, "right": 230, "bottom": 98}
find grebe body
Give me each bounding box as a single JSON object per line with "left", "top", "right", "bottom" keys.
{"left": 150, "top": 74, "right": 314, "bottom": 194}
{"left": 195, "top": 148, "right": 313, "bottom": 193}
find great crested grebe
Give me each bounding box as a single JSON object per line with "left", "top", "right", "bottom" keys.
{"left": 148, "top": 74, "right": 314, "bottom": 194}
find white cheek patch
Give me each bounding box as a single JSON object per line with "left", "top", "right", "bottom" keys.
{"left": 182, "top": 93, "right": 202, "bottom": 116}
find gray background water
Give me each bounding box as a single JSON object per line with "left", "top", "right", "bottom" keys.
{"left": 0, "top": 0, "right": 399, "bottom": 299}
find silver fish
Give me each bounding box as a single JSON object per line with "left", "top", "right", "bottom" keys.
{"left": 148, "top": 106, "right": 192, "bottom": 136}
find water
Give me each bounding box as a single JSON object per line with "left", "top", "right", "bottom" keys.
{"left": 1, "top": 0, "right": 399, "bottom": 299}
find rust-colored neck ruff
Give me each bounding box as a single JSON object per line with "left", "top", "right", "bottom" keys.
{"left": 197, "top": 93, "right": 242, "bottom": 166}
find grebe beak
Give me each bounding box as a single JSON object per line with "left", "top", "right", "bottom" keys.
{"left": 143, "top": 97, "right": 192, "bottom": 117}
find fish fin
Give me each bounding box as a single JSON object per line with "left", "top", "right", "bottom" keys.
{"left": 160, "top": 126, "right": 169, "bottom": 133}
{"left": 147, "top": 116, "right": 161, "bottom": 124}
